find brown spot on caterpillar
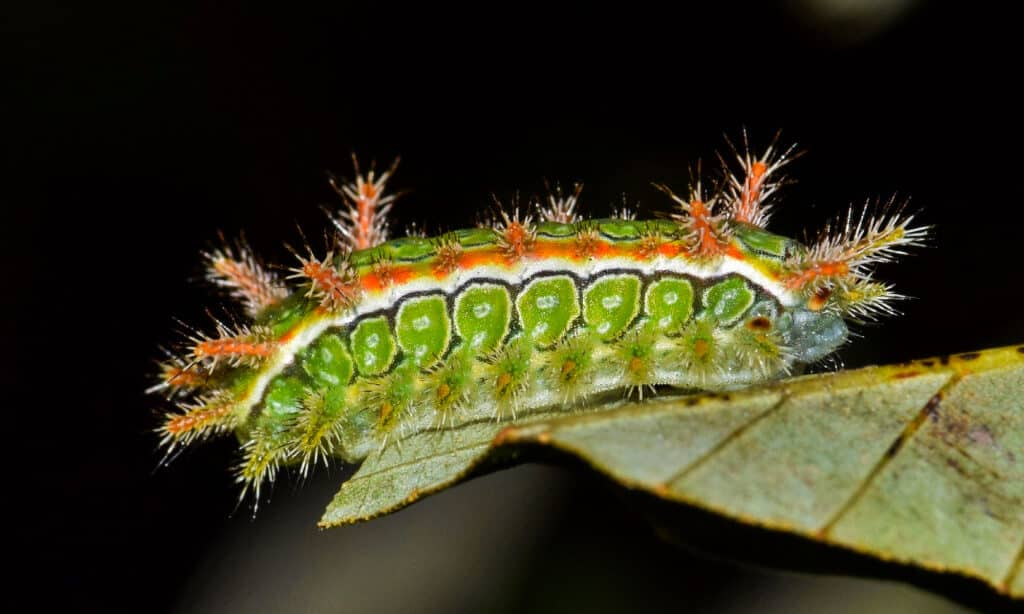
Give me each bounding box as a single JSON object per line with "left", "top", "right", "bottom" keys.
{"left": 693, "top": 339, "right": 710, "bottom": 358}
{"left": 957, "top": 352, "right": 981, "bottom": 361}
{"left": 1017, "top": 345, "right": 1024, "bottom": 354}
{"left": 920, "top": 359, "right": 935, "bottom": 367}
{"left": 536, "top": 432, "right": 552, "bottom": 444}
{"left": 495, "top": 372, "right": 514, "bottom": 395}
{"left": 746, "top": 316, "right": 772, "bottom": 331}
{"left": 379, "top": 401, "right": 393, "bottom": 423}
{"left": 684, "top": 397, "right": 701, "bottom": 406}
{"left": 939, "top": 354, "right": 951, "bottom": 366}
{"left": 628, "top": 356, "right": 645, "bottom": 374}
{"left": 436, "top": 383, "right": 451, "bottom": 402}
{"left": 560, "top": 359, "right": 577, "bottom": 380}
{"left": 808, "top": 287, "right": 832, "bottom": 311}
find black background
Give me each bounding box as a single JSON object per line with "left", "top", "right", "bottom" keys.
{"left": 9, "top": 1, "right": 1024, "bottom": 612}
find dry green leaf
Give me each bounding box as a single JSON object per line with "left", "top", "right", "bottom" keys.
{"left": 320, "top": 345, "right": 1024, "bottom": 600}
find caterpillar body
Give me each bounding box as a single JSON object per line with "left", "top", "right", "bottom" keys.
{"left": 152, "top": 138, "right": 926, "bottom": 499}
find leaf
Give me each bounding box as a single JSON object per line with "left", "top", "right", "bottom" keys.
{"left": 319, "top": 345, "right": 1024, "bottom": 600}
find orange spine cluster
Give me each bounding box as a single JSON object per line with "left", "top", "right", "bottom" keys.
{"left": 160, "top": 396, "right": 237, "bottom": 448}
{"left": 205, "top": 244, "right": 287, "bottom": 317}
{"left": 190, "top": 325, "right": 276, "bottom": 369}
{"left": 496, "top": 209, "right": 536, "bottom": 261}
{"left": 724, "top": 133, "right": 795, "bottom": 226}
{"left": 330, "top": 157, "right": 400, "bottom": 251}
{"left": 293, "top": 253, "right": 361, "bottom": 311}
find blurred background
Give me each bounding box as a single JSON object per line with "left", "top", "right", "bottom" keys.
{"left": 8, "top": 0, "right": 1023, "bottom": 611}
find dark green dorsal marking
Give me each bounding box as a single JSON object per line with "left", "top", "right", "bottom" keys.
{"left": 384, "top": 236, "right": 436, "bottom": 262}
{"left": 348, "top": 246, "right": 387, "bottom": 268}
{"left": 732, "top": 223, "right": 793, "bottom": 259}
{"left": 645, "top": 278, "right": 695, "bottom": 332}
{"left": 454, "top": 227, "right": 500, "bottom": 248}
{"left": 703, "top": 277, "right": 755, "bottom": 325}
{"left": 535, "top": 221, "right": 577, "bottom": 238}
{"left": 595, "top": 219, "right": 643, "bottom": 240}
{"left": 454, "top": 283, "right": 512, "bottom": 353}
{"left": 301, "top": 333, "right": 354, "bottom": 388}
{"left": 395, "top": 295, "right": 451, "bottom": 367}
{"left": 516, "top": 275, "right": 580, "bottom": 347}
{"left": 583, "top": 274, "right": 641, "bottom": 340}
{"left": 349, "top": 316, "right": 397, "bottom": 376}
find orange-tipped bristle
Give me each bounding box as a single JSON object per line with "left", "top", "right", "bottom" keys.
{"left": 189, "top": 324, "right": 277, "bottom": 369}
{"left": 207, "top": 249, "right": 287, "bottom": 317}
{"left": 688, "top": 199, "right": 726, "bottom": 257}
{"left": 538, "top": 183, "right": 583, "bottom": 224}
{"left": 783, "top": 261, "right": 851, "bottom": 290}
{"left": 734, "top": 160, "right": 768, "bottom": 222}
{"left": 160, "top": 364, "right": 205, "bottom": 390}
{"left": 160, "top": 396, "right": 238, "bottom": 448}
{"left": 193, "top": 338, "right": 275, "bottom": 360}
{"left": 164, "top": 403, "right": 233, "bottom": 437}
{"left": 330, "top": 157, "right": 400, "bottom": 251}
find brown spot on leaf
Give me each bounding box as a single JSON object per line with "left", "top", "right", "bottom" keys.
{"left": 924, "top": 392, "right": 943, "bottom": 422}
{"left": 968, "top": 425, "right": 996, "bottom": 447}
{"left": 493, "top": 426, "right": 520, "bottom": 445}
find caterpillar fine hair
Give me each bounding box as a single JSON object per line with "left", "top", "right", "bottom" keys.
{"left": 151, "top": 136, "right": 927, "bottom": 501}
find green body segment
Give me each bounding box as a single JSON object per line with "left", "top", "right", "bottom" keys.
{"left": 583, "top": 275, "right": 641, "bottom": 340}
{"left": 703, "top": 277, "right": 755, "bottom": 325}
{"left": 232, "top": 221, "right": 850, "bottom": 471}
{"left": 516, "top": 276, "right": 581, "bottom": 347}
{"left": 350, "top": 317, "right": 396, "bottom": 376}
{"left": 453, "top": 284, "right": 512, "bottom": 353}
{"left": 301, "top": 334, "right": 354, "bottom": 388}
{"left": 645, "top": 278, "right": 694, "bottom": 332}
{"left": 395, "top": 296, "right": 451, "bottom": 367}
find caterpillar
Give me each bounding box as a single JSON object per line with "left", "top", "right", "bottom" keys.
{"left": 151, "top": 136, "right": 927, "bottom": 500}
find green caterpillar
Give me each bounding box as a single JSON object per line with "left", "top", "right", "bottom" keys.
{"left": 152, "top": 141, "right": 926, "bottom": 498}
